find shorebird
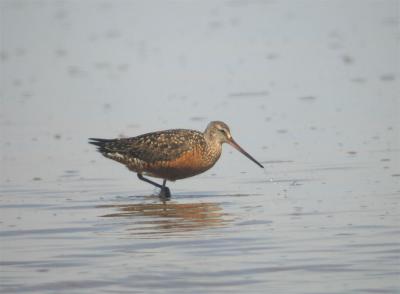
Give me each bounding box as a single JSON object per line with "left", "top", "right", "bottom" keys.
{"left": 89, "top": 121, "right": 263, "bottom": 197}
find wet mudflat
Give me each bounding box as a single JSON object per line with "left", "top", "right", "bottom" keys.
{"left": 1, "top": 1, "right": 399, "bottom": 293}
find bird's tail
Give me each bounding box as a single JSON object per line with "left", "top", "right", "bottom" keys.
{"left": 89, "top": 138, "right": 131, "bottom": 164}
{"left": 89, "top": 138, "right": 112, "bottom": 146}
{"left": 88, "top": 138, "right": 115, "bottom": 153}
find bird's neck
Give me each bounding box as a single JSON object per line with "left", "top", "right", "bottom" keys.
{"left": 203, "top": 132, "right": 222, "bottom": 162}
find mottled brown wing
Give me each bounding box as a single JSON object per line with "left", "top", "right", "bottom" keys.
{"left": 124, "top": 130, "right": 198, "bottom": 163}
{"left": 90, "top": 129, "right": 202, "bottom": 164}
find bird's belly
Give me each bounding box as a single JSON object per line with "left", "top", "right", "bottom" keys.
{"left": 144, "top": 150, "right": 219, "bottom": 181}
{"left": 145, "top": 166, "right": 211, "bottom": 181}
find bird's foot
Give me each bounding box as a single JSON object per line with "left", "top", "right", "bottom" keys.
{"left": 159, "top": 186, "right": 171, "bottom": 199}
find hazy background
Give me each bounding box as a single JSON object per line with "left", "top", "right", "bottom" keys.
{"left": 1, "top": 1, "right": 399, "bottom": 293}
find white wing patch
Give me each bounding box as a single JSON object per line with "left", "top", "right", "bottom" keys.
{"left": 106, "top": 152, "right": 148, "bottom": 171}
{"left": 107, "top": 152, "right": 125, "bottom": 160}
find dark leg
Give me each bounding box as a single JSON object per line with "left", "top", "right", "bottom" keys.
{"left": 137, "top": 174, "right": 171, "bottom": 198}
{"left": 137, "top": 173, "right": 163, "bottom": 188}
{"left": 160, "top": 179, "right": 171, "bottom": 198}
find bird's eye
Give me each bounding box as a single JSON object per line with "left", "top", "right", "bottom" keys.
{"left": 219, "top": 128, "right": 227, "bottom": 135}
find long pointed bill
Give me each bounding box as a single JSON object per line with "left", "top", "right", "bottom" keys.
{"left": 228, "top": 138, "right": 264, "bottom": 168}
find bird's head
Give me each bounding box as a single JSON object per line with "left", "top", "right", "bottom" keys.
{"left": 204, "top": 121, "right": 264, "bottom": 168}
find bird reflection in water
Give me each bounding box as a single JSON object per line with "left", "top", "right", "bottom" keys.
{"left": 99, "top": 200, "right": 229, "bottom": 236}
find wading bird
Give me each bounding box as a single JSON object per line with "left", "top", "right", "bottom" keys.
{"left": 89, "top": 121, "right": 263, "bottom": 197}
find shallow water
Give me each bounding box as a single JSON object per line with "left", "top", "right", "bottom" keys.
{"left": 1, "top": 1, "right": 399, "bottom": 293}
